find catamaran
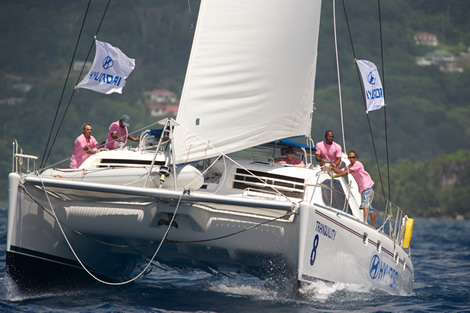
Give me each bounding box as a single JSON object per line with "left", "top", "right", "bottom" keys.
{"left": 7, "top": 0, "right": 414, "bottom": 294}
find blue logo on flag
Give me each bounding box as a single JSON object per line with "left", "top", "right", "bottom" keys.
{"left": 102, "top": 56, "right": 114, "bottom": 70}
{"left": 367, "top": 72, "right": 377, "bottom": 85}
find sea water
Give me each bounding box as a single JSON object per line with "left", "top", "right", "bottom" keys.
{"left": 0, "top": 206, "right": 469, "bottom": 312}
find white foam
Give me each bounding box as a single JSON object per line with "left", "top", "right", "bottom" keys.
{"left": 299, "top": 280, "right": 372, "bottom": 302}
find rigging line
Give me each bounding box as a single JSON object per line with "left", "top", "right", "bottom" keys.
{"left": 187, "top": 0, "right": 192, "bottom": 16}
{"left": 23, "top": 180, "right": 291, "bottom": 249}
{"left": 42, "top": 120, "right": 164, "bottom": 170}
{"left": 341, "top": 0, "right": 387, "bottom": 200}
{"left": 166, "top": 211, "right": 294, "bottom": 244}
{"left": 187, "top": 0, "right": 194, "bottom": 30}
{"left": 332, "top": 0, "right": 347, "bottom": 154}
{"left": 341, "top": 0, "right": 356, "bottom": 60}
{"left": 36, "top": 172, "right": 184, "bottom": 286}
{"left": 377, "top": 0, "right": 392, "bottom": 204}
{"left": 40, "top": 0, "right": 92, "bottom": 169}
{"left": 21, "top": 184, "right": 162, "bottom": 248}
{"left": 43, "top": 0, "right": 112, "bottom": 168}
{"left": 170, "top": 119, "right": 300, "bottom": 205}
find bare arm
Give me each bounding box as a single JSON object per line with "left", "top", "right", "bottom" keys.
{"left": 328, "top": 165, "right": 353, "bottom": 178}
{"left": 111, "top": 131, "right": 120, "bottom": 140}
{"left": 128, "top": 134, "right": 140, "bottom": 142}
{"left": 334, "top": 156, "right": 342, "bottom": 167}
{"left": 83, "top": 146, "right": 96, "bottom": 154}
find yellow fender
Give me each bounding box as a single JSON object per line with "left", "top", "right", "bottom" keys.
{"left": 402, "top": 218, "right": 414, "bottom": 249}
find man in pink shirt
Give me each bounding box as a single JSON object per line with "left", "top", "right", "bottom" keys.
{"left": 105, "top": 114, "right": 139, "bottom": 150}
{"left": 328, "top": 150, "right": 376, "bottom": 227}
{"left": 70, "top": 123, "right": 99, "bottom": 168}
{"left": 315, "top": 130, "right": 342, "bottom": 168}
{"left": 275, "top": 147, "right": 305, "bottom": 167}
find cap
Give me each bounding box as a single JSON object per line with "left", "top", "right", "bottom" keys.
{"left": 120, "top": 114, "right": 130, "bottom": 127}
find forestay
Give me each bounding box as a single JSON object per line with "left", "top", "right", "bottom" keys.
{"left": 174, "top": 0, "right": 322, "bottom": 164}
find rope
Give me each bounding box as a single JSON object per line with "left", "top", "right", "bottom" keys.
{"left": 167, "top": 211, "right": 294, "bottom": 244}
{"left": 377, "top": 0, "right": 393, "bottom": 212}
{"left": 172, "top": 119, "right": 301, "bottom": 205}
{"left": 42, "top": 119, "right": 163, "bottom": 171}
{"left": 37, "top": 173, "right": 183, "bottom": 286}
{"left": 340, "top": 0, "right": 387, "bottom": 200}
{"left": 21, "top": 184, "right": 161, "bottom": 249}
{"left": 40, "top": 0, "right": 92, "bottom": 169}
{"left": 42, "top": 0, "right": 112, "bottom": 168}
{"left": 23, "top": 173, "right": 297, "bottom": 286}
{"left": 332, "top": 0, "right": 347, "bottom": 154}
{"left": 187, "top": 0, "right": 195, "bottom": 30}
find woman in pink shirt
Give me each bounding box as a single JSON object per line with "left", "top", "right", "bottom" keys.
{"left": 70, "top": 123, "right": 99, "bottom": 168}
{"left": 328, "top": 150, "right": 376, "bottom": 227}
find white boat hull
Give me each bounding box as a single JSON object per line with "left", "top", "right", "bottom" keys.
{"left": 298, "top": 204, "right": 413, "bottom": 294}
{"left": 7, "top": 163, "right": 413, "bottom": 294}
{"left": 7, "top": 172, "right": 298, "bottom": 288}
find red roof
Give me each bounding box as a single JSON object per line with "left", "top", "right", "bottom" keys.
{"left": 147, "top": 102, "right": 178, "bottom": 111}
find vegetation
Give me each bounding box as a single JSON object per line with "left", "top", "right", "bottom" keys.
{"left": 0, "top": 0, "right": 469, "bottom": 217}
{"left": 369, "top": 150, "right": 470, "bottom": 219}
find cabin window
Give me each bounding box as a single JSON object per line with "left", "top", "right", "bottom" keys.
{"left": 321, "top": 179, "right": 352, "bottom": 214}
{"left": 233, "top": 168, "right": 305, "bottom": 199}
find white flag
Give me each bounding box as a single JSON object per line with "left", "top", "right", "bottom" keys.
{"left": 356, "top": 60, "right": 385, "bottom": 112}
{"left": 76, "top": 40, "right": 135, "bottom": 94}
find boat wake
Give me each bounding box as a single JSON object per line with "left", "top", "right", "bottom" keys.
{"left": 298, "top": 280, "right": 374, "bottom": 302}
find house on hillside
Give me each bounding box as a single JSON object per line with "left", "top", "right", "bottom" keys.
{"left": 73, "top": 61, "right": 92, "bottom": 72}
{"left": 147, "top": 103, "right": 179, "bottom": 117}
{"left": 416, "top": 49, "right": 463, "bottom": 72}
{"left": 12, "top": 83, "right": 33, "bottom": 93}
{"left": 144, "top": 89, "right": 177, "bottom": 103}
{"left": 0, "top": 97, "right": 24, "bottom": 106}
{"left": 144, "top": 89, "right": 179, "bottom": 116}
{"left": 426, "top": 50, "right": 454, "bottom": 63}
{"left": 414, "top": 32, "right": 438, "bottom": 46}
{"left": 4, "top": 74, "right": 22, "bottom": 81}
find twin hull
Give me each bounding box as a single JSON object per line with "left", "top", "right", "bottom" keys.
{"left": 7, "top": 168, "right": 413, "bottom": 294}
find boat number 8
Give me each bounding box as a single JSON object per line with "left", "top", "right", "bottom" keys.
{"left": 310, "top": 234, "right": 319, "bottom": 265}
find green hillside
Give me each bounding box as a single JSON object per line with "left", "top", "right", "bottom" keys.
{"left": 1, "top": 0, "right": 469, "bottom": 217}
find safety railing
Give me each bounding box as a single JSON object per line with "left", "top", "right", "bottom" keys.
{"left": 12, "top": 139, "right": 37, "bottom": 174}
{"left": 312, "top": 168, "right": 413, "bottom": 250}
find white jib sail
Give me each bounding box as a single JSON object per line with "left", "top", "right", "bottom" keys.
{"left": 174, "top": 0, "right": 322, "bottom": 164}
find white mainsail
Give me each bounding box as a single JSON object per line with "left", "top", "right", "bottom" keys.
{"left": 174, "top": 0, "right": 322, "bottom": 164}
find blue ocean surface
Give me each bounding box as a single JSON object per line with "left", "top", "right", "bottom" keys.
{"left": 0, "top": 206, "right": 469, "bottom": 313}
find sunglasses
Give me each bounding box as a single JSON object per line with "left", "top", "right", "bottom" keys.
{"left": 348, "top": 156, "right": 356, "bottom": 159}
{"left": 327, "top": 136, "right": 334, "bottom": 138}
{"left": 85, "top": 128, "right": 93, "bottom": 131}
